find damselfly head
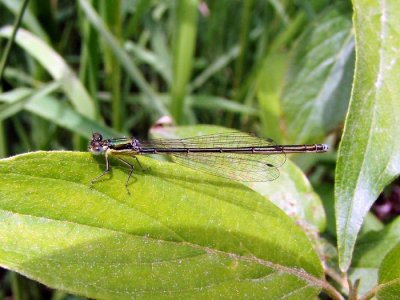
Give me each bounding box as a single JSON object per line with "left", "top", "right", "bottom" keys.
{"left": 88, "top": 132, "right": 107, "bottom": 155}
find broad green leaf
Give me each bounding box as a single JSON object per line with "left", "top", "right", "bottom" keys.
{"left": 335, "top": 0, "right": 400, "bottom": 271}
{"left": 0, "top": 26, "right": 96, "bottom": 119}
{"left": 376, "top": 243, "right": 400, "bottom": 299}
{"left": 0, "top": 152, "right": 327, "bottom": 299}
{"left": 350, "top": 217, "right": 400, "bottom": 296}
{"left": 281, "top": 6, "right": 354, "bottom": 143}
{"left": 246, "top": 161, "right": 326, "bottom": 232}
{"left": 0, "top": 88, "right": 119, "bottom": 138}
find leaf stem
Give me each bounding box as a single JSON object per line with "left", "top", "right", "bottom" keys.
{"left": 325, "top": 267, "right": 349, "bottom": 294}
{"left": 359, "top": 285, "right": 378, "bottom": 300}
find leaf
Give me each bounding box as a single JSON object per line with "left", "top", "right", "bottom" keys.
{"left": 335, "top": 0, "right": 400, "bottom": 271}
{"left": 350, "top": 217, "right": 400, "bottom": 296}
{"left": 281, "top": 6, "right": 354, "bottom": 143}
{"left": 188, "top": 95, "right": 259, "bottom": 116}
{"left": 188, "top": 27, "right": 263, "bottom": 93}
{"left": 170, "top": 0, "right": 198, "bottom": 123}
{"left": 1, "top": 0, "right": 48, "bottom": 40}
{"left": 267, "top": 0, "right": 289, "bottom": 24}
{"left": 246, "top": 161, "right": 326, "bottom": 232}
{"left": 125, "top": 41, "right": 171, "bottom": 85}
{"left": 0, "top": 151, "right": 327, "bottom": 299}
{"left": 376, "top": 243, "right": 400, "bottom": 299}
{"left": 0, "top": 26, "right": 96, "bottom": 119}
{"left": 78, "top": 0, "right": 168, "bottom": 118}
{"left": 314, "top": 184, "right": 336, "bottom": 236}
{"left": 0, "top": 82, "right": 60, "bottom": 121}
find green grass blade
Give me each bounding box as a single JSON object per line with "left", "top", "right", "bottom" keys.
{"left": 0, "top": 0, "right": 29, "bottom": 159}
{"left": 0, "top": 88, "right": 119, "bottom": 138}
{"left": 0, "top": 81, "right": 60, "bottom": 121}
{"left": 188, "top": 95, "right": 258, "bottom": 116}
{"left": 3, "top": 67, "right": 43, "bottom": 87}
{"left": 170, "top": 0, "right": 199, "bottom": 123}
{"left": 78, "top": 0, "right": 101, "bottom": 119}
{"left": 0, "top": 0, "right": 48, "bottom": 40}
{"left": 0, "top": 26, "right": 96, "bottom": 119}
{"left": 150, "top": 26, "right": 172, "bottom": 83}
{"left": 100, "top": 0, "right": 123, "bottom": 131}
{"left": 0, "top": 151, "right": 335, "bottom": 299}
{"left": 78, "top": 0, "right": 168, "bottom": 118}
{"left": 123, "top": 0, "right": 152, "bottom": 38}
{"left": 189, "top": 45, "right": 240, "bottom": 92}
{"left": 267, "top": 0, "right": 289, "bottom": 24}
{"left": 189, "top": 27, "right": 263, "bottom": 93}
{"left": 335, "top": 0, "right": 400, "bottom": 272}
{"left": 125, "top": 41, "right": 171, "bottom": 84}
{"left": 232, "top": 0, "right": 253, "bottom": 99}
{"left": 256, "top": 52, "right": 287, "bottom": 143}
{"left": 0, "top": 0, "right": 29, "bottom": 82}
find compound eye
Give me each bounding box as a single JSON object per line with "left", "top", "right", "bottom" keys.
{"left": 92, "top": 132, "right": 103, "bottom": 141}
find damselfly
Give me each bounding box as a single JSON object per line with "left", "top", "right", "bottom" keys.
{"left": 88, "top": 132, "right": 328, "bottom": 191}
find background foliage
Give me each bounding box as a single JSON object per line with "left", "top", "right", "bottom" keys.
{"left": 0, "top": 0, "right": 399, "bottom": 299}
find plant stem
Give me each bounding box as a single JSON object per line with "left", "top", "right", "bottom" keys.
{"left": 0, "top": 0, "right": 30, "bottom": 158}
{"left": 170, "top": 0, "right": 199, "bottom": 123}
{"left": 0, "top": 0, "right": 30, "bottom": 82}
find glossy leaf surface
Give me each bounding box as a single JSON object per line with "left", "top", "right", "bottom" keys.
{"left": 335, "top": 0, "right": 400, "bottom": 271}
{"left": 0, "top": 151, "right": 325, "bottom": 299}
{"left": 282, "top": 7, "right": 354, "bottom": 144}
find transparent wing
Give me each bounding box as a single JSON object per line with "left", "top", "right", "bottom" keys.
{"left": 171, "top": 152, "right": 280, "bottom": 182}
{"left": 140, "top": 132, "right": 286, "bottom": 182}
{"left": 141, "top": 132, "right": 277, "bottom": 148}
